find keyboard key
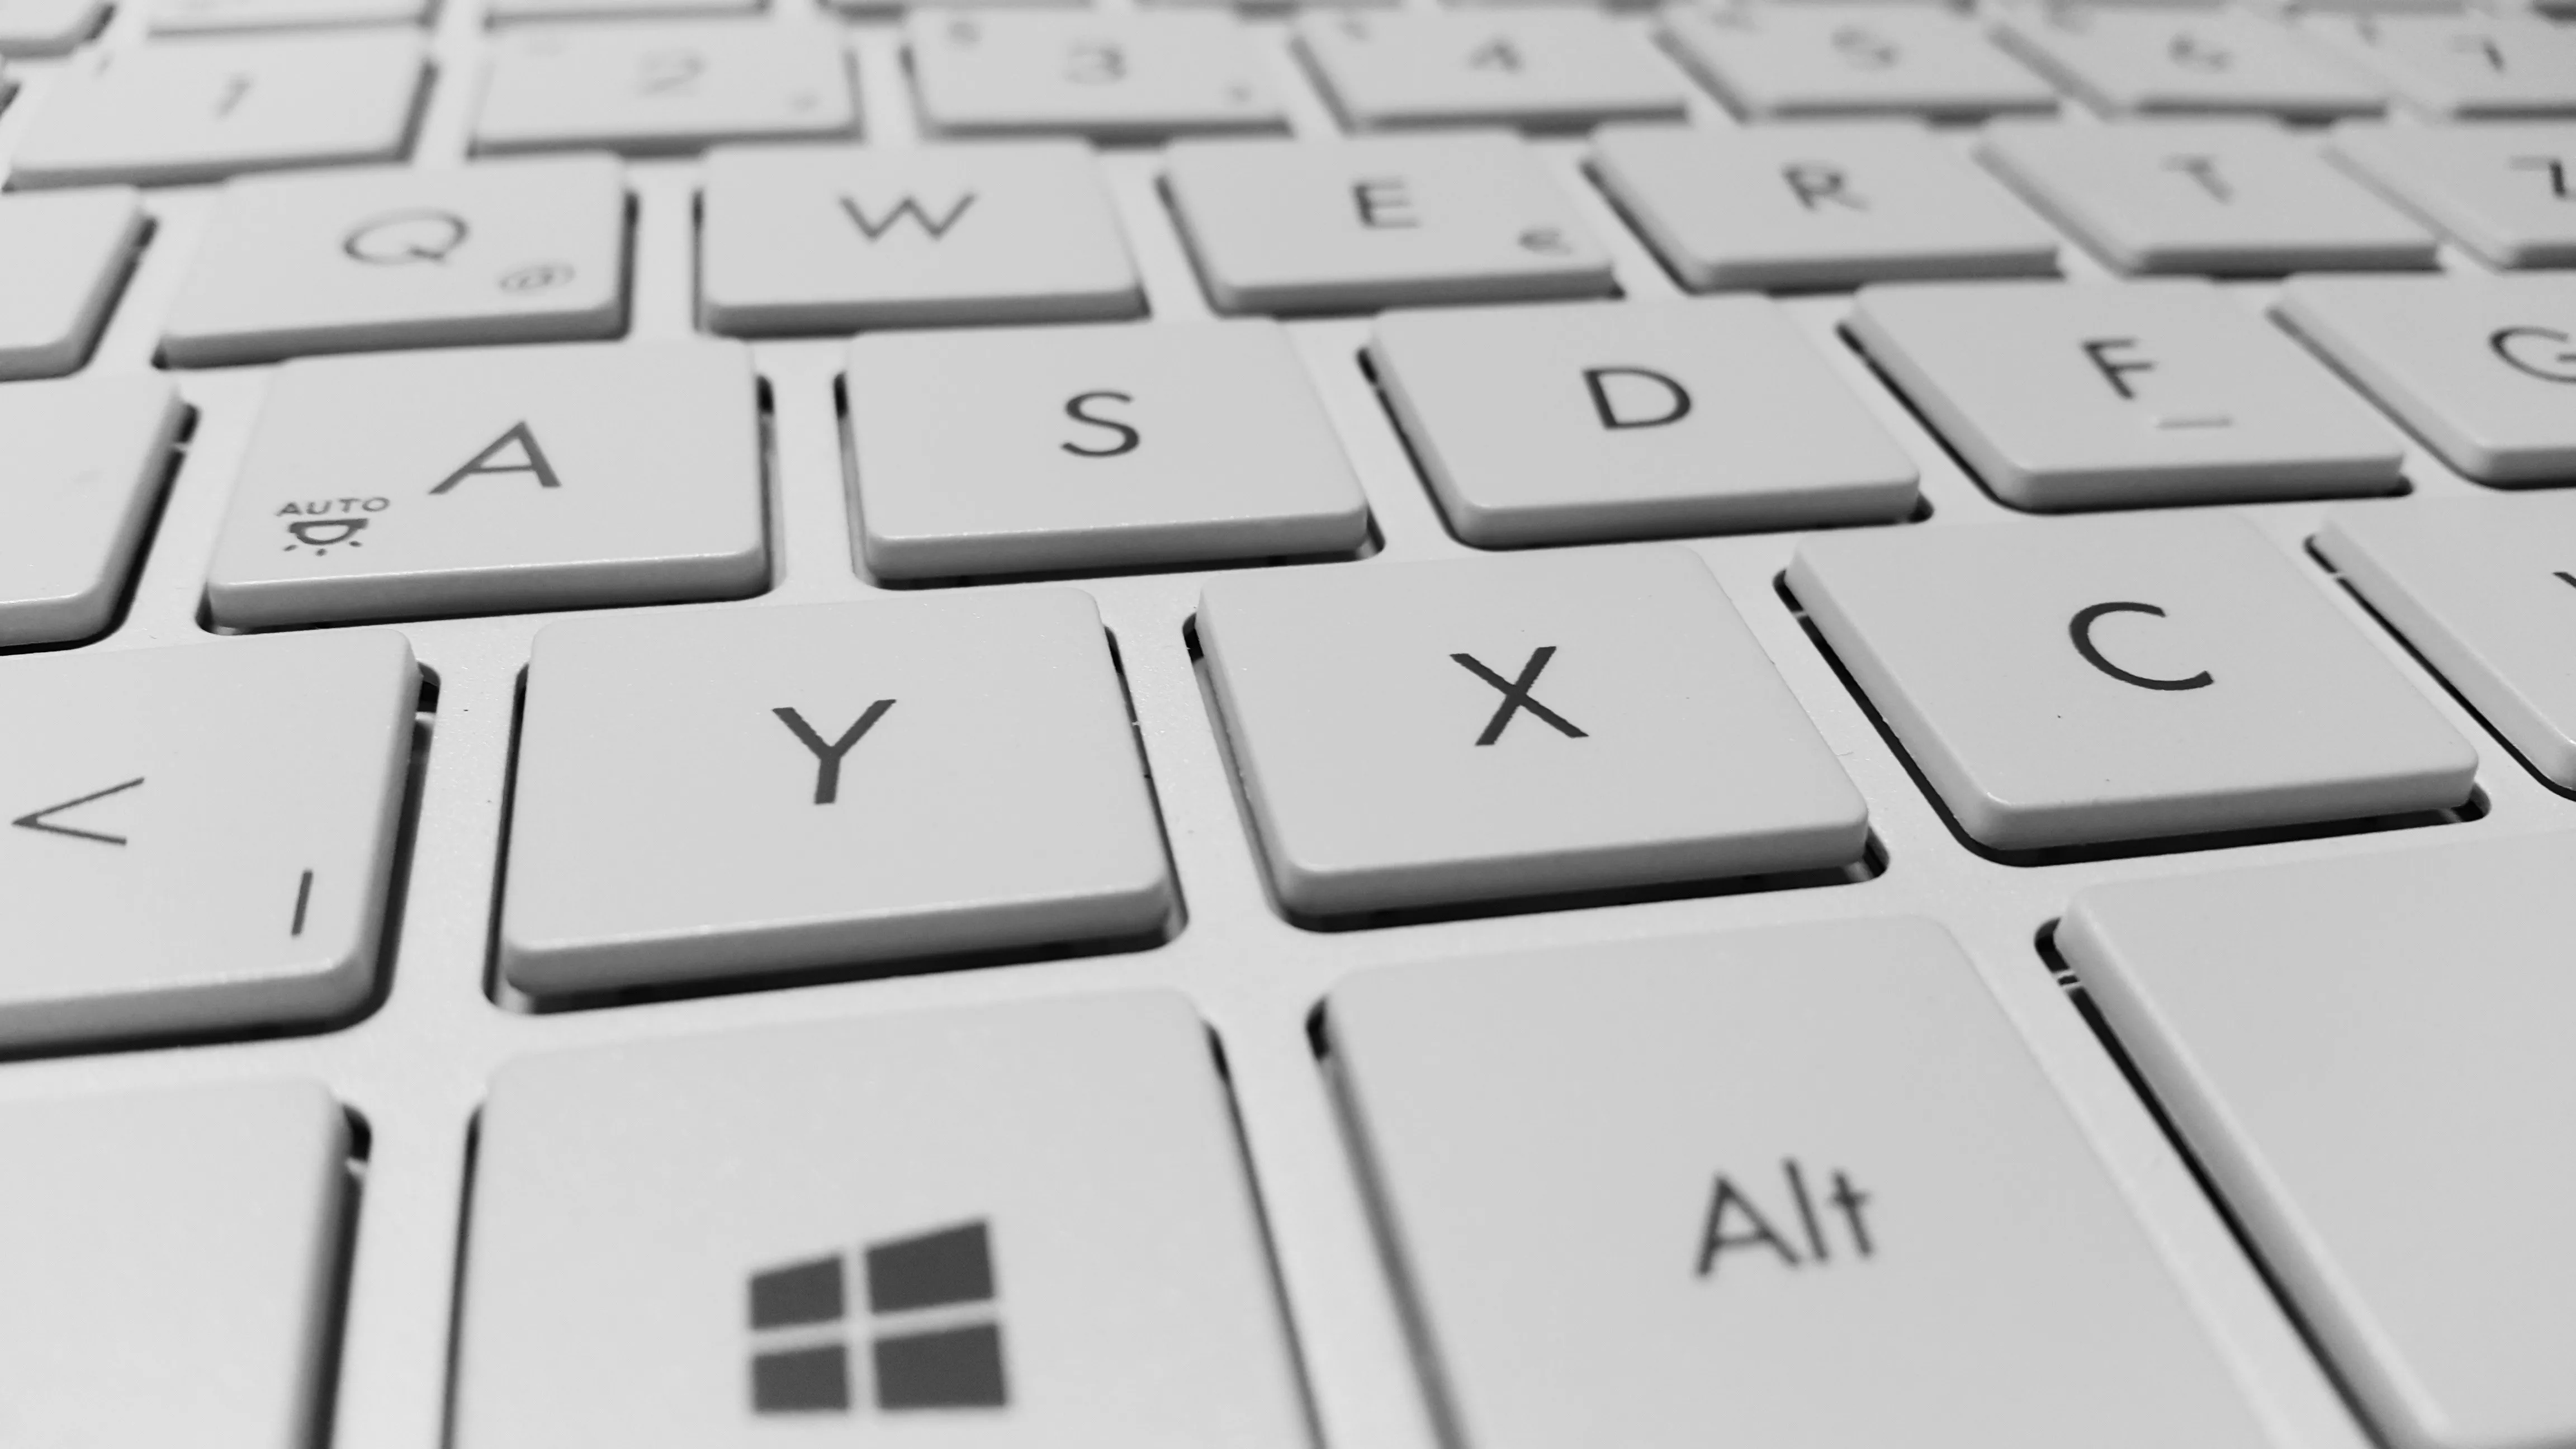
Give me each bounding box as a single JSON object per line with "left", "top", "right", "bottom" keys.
{"left": 1198, "top": 548, "right": 1867, "bottom": 918}
{"left": 500, "top": 593, "right": 1173, "bottom": 994}
{"left": 908, "top": 13, "right": 1286, "bottom": 141}
{"left": 846, "top": 320, "right": 1368, "bottom": 578}
{"left": 0, "top": 1081, "right": 351, "bottom": 1445}
{"left": 160, "top": 156, "right": 626, "bottom": 368}
{"left": 0, "top": 631, "right": 415, "bottom": 1047}
{"left": 2302, "top": 12, "right": 2576, "bottom": 117}
{"left": 1592, "top": 121, "right": 2060, "bottom": 290}
{"left": 699, "top": 140, "right": 1140, "bottom": 336}
{"left": 1165, "top": 131, "right": 1614, "bottom": 314}
{"left": 149, "top": 0, "right": 429, "bottom": 33}
{"left": 1994, "top": 7, "right": 2384, "bottom": 119}
{"left": 487, "top": 0, "right": 755, "bottom": 23}
{"left": 473, "top": 21, "right": 858, "bottom": 157}
{"left": 1371, "top": 297, "right": 1919, "bottom": 543}
{"left": 2274, "top": 273, "right": 2576, "bottom": 486}
{"left": 1977, "top": 120, "right": 2436, "bottom": 275}
{"left": 204, "top": 340, "right": 765, "bottom": 628}
{"left": 2059, "top": 835, "right": 2576, "bottom": 1449}
{"left": 1849, "top": 278, "right": 2404, "bottom": 510}
{"left": 0, "top": 0, "right": 103, "bottom": 54}
{"left": 2318, "top": 495, "right": 2576, "bottom": 785}
{"left": 1295, "top": 12, "right": 1687, "bottom": 131}
{"left": 453, "top": 994, "right": 1307, "bottom": 1446}
{"left": 1662, "top": 4, "right": 2058, "bottom": 120}
{"left": 1328, "top": 917, "right": 2271, "bottom": 1449}
{"left": 2329, "top": 121, "right": 2576, "bottom": 268}
{"left": 0, "top": 376, "right": 184, "bottom": 646}
{"left": 9, "top": 31, "right": 427, "bottom": 189}
{"left": 1788, "top": 513, "right": 2474, "bottom": 850}
{"left": 0, "top": 187, "right": 145, "bottom": 380}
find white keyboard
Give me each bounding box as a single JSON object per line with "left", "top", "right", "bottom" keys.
{"left": 5, "top": 1, "right": 2576, "bottom": 1445}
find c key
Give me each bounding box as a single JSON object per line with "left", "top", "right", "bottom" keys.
{"left": 1196, "top": 547, "right": 1867, "bottom": 920}
{"left": 1787, "top": 512, "right": 2475, "bottom": 851}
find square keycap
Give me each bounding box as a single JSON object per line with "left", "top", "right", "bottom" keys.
{"left": 203, "top": 340, "right": 766, "bottom": 628}
{"left": 1788, "top": 512, "right": 2475, "bottom": 851}
{"left": 1848, "top": 278, "right": 2404, "bottom": 510}
{"left": 1993, "top": 7, "right": 2385, "bottom": 119}
{"left": 1663, "top": 4, "right": 2059, "bottom": 120}
{"left": 499, "top": 591, "right": 1176, "bottom": 995}
{"left": 0, "top": 376, "right": 184, "bottom": 646}
{"left": 1197, "top": 547, "right": 1867, "bottom": 918}
{"left": 1295, "top": 11, "right": 1690, "bottom": 131}
{"left": 1370, "top": 297, "right": 1918, "bottom": 543}
{"left": 0, "top": 187, "right": 146, "bottom": 380}
{"left": 2329, "top": 122, "right": 2576, "bottom": 268}
{"left": 846, "top": 319, "right": 1369, "bottom": 578}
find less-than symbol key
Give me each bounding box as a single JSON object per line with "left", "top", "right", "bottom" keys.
{"left": 774, "top": 702, "right": 897, "bottom": 804}
{"left": 1452, "top": 646, "right": 1585, "bottom": 746}
{"left": 11, "top": 775, "right": 144, "bottom": 846}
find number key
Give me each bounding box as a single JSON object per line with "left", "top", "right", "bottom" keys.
{"left": 1295, "top": 12, "right": 1688, "bottom": 132}
{"left": 908, "top": 13, "right": 1286, "bottom": 141}
{"left": 1993, "top": 7, "right": 2384, "bottom": 119}
{"left": 473, "top": 21, "right": 858, "bottom": 156}
{"left": 1663, "top": 4, "right": 2058, "bottom": 120}
{"left": 2301, "top": 12, "right": 2576, "bottom": 119}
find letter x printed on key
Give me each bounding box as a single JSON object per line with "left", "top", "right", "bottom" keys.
{"left": 1452, "top": 647, "right": 1587, "bottom": 746}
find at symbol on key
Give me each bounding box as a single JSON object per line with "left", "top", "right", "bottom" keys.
{"left": 1452, "top": 647, "right": 1587, "bottom": 746}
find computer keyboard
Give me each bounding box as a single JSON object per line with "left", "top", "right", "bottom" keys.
{"left": 1, "top": 0, "right": 2575, "bottom": 1443}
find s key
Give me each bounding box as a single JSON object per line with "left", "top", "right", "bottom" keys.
{"left": 1787, "top": 512, "right": 2475, "bottom": 851}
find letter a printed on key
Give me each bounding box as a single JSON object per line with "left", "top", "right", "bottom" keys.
{"left": 429, "top": 422, "right": 565, "bottom": 495}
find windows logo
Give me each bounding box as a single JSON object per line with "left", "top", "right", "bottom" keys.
{"left": 746, "top": 1219, "right": 1008, "bottom": 1418}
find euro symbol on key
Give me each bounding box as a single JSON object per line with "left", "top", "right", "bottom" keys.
{"left": 343, "top": 210, "right": 470, "bottom": 266}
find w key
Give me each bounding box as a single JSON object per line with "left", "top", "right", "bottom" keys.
{"left": 1196, "top": 548, "right": 1867, "bottom": 919}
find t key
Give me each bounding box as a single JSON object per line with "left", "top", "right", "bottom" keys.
{"left": 1196, "top": 547, "right": 1867, "bottom": 919}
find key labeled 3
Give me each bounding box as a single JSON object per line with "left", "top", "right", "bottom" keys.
{"left": 1327, "top": 918, "right": 2272, "bottom": 1449}
{"left": 205, "top": 340, "right": 765, "bottom": 628}
{"left": 1788, "top": 513, "right": 2475, "bottom": 851}
{"left": 848, "top": 320, "right": 1368, "bottom": 579}
{"left": 1849, "top": 278, "right": 2404, "bottom": 510}
{"left": 161, "top": 157, "right": 626, "bottom": 368}
{"left": 501, "top": 594, "right": 1173, "bottom": 996}
{"left": 1198, "top": 547, "right": 1868, "bottom": 919}
{"left": 908, "top": 12, "right": 1285, "bottom": 142}
{"left": 1165, "top": 131, "right": 1613, "bottom": 314}
{"left": 1371, "top": 297, "right": 1918, "bottom": 543}
{"left": 700, "top": 141, "right": 1140, "bottom": 335}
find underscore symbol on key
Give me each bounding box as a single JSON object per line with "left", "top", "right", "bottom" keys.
{"left": 11, "top": 776, "right": 145, "bottom": 846}
{"left": 774, "top": 702, "right": 897, "bottom": 804}
{"left": 1452, "top": 647, "right": 1586, "bottom": 746}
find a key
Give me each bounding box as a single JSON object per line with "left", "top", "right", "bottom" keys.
{"left": 486, "top": 0, "right": 755, "bottom": 23}
{"left": 699, "top": 140, "right": 1141, "bottom": 335}
{"left": 8, "top": 31, "right": 427, "bottom": 189}
{"left": 203, "top": 340, "right": 766, "bottom": 628}
{"left": 2059, "top": 834, "right": 2576, "bottom": 1449}
{"left": 1848, "top": 278, "right": 2405, "bottom": 509}
{"left": 160, "top": 156, "right": 626, "bottom": 368}
{"left": 1977, "top": 120, "right": 2437, "bottom": 274}
{"left": 0, "top": 631, "right": 415, "bottom": 1048}
{"left": 452, "top": 994, "right": 1308, "bottom": 1445}
{"left": 1370, "top": 297, "right": 1919, "bottom": 543}
{"left": 0, "top": 187, "right": 145, "bottom": 380}
{"left": 2301, "top": 13, "right": 2576, "bottom": 117}
{"left": 908, "top": 13, "right": 1286, "bottom": 141}
{"left": 148, "top": 0, "right": 428, "bottom": 33}
{"left": 2274, "top": 273, "right": 2576, "bottom": 485}
{"left": 1295, "top": 12, "right": 1688, "bottom": 131}
{"left": 0, "top": 0, "right": 104, "bottom": 54}
{"left": 1663, "top": 4, "right": 2059, "bottom": 120}
{"left": 2328, "top": 121, "right": 2576, "bottom": 268}
{"left": 473, "top": 21, "right": 858, "bottom": 157}
{"left": 501, "top": 593, "right": 1174, "bottom": 994}
{"left": 2318, "top": 495, "right": 2576, "bottom": 786}
{"left": 1327, "top": 917, "right": 2273, "bottom": 1449}
{"left": 1592, "top": 121, "right": 2061, "bottom": 290}
{"left": 1994, "top": 7, "right": 2385, "bottom": 119}
{"left": 0, "top": 1081, "right": 351, "bottom": 1445}
{"left": 846, "top": 320, "right": 1368, "bottom": 578}
{"left": 1787, "top": 512, "right": 2474, "bottom": 850}
{"left": 0, "top": 376, "right": 185, "bottom": 647}
{"left": 1164, "top": 131, "right": 1615, "bottom": 314}
{"left": 1197, "top": 547, "right": 1867, "bottom": 918}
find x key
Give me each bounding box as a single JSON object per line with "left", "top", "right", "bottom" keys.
{"left": 1453, "top": 647, "right": 1587, "bottom": 746}
{"left": 1196, "top": 550, "right": 1869, "bottom": 920}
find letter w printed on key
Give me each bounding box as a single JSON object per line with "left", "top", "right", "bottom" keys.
{"left": 1452, "top": 647, "right": 1587, "bottom": 746}
{"left": 840, "top": 193, "right": 978, "bottom": 242}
